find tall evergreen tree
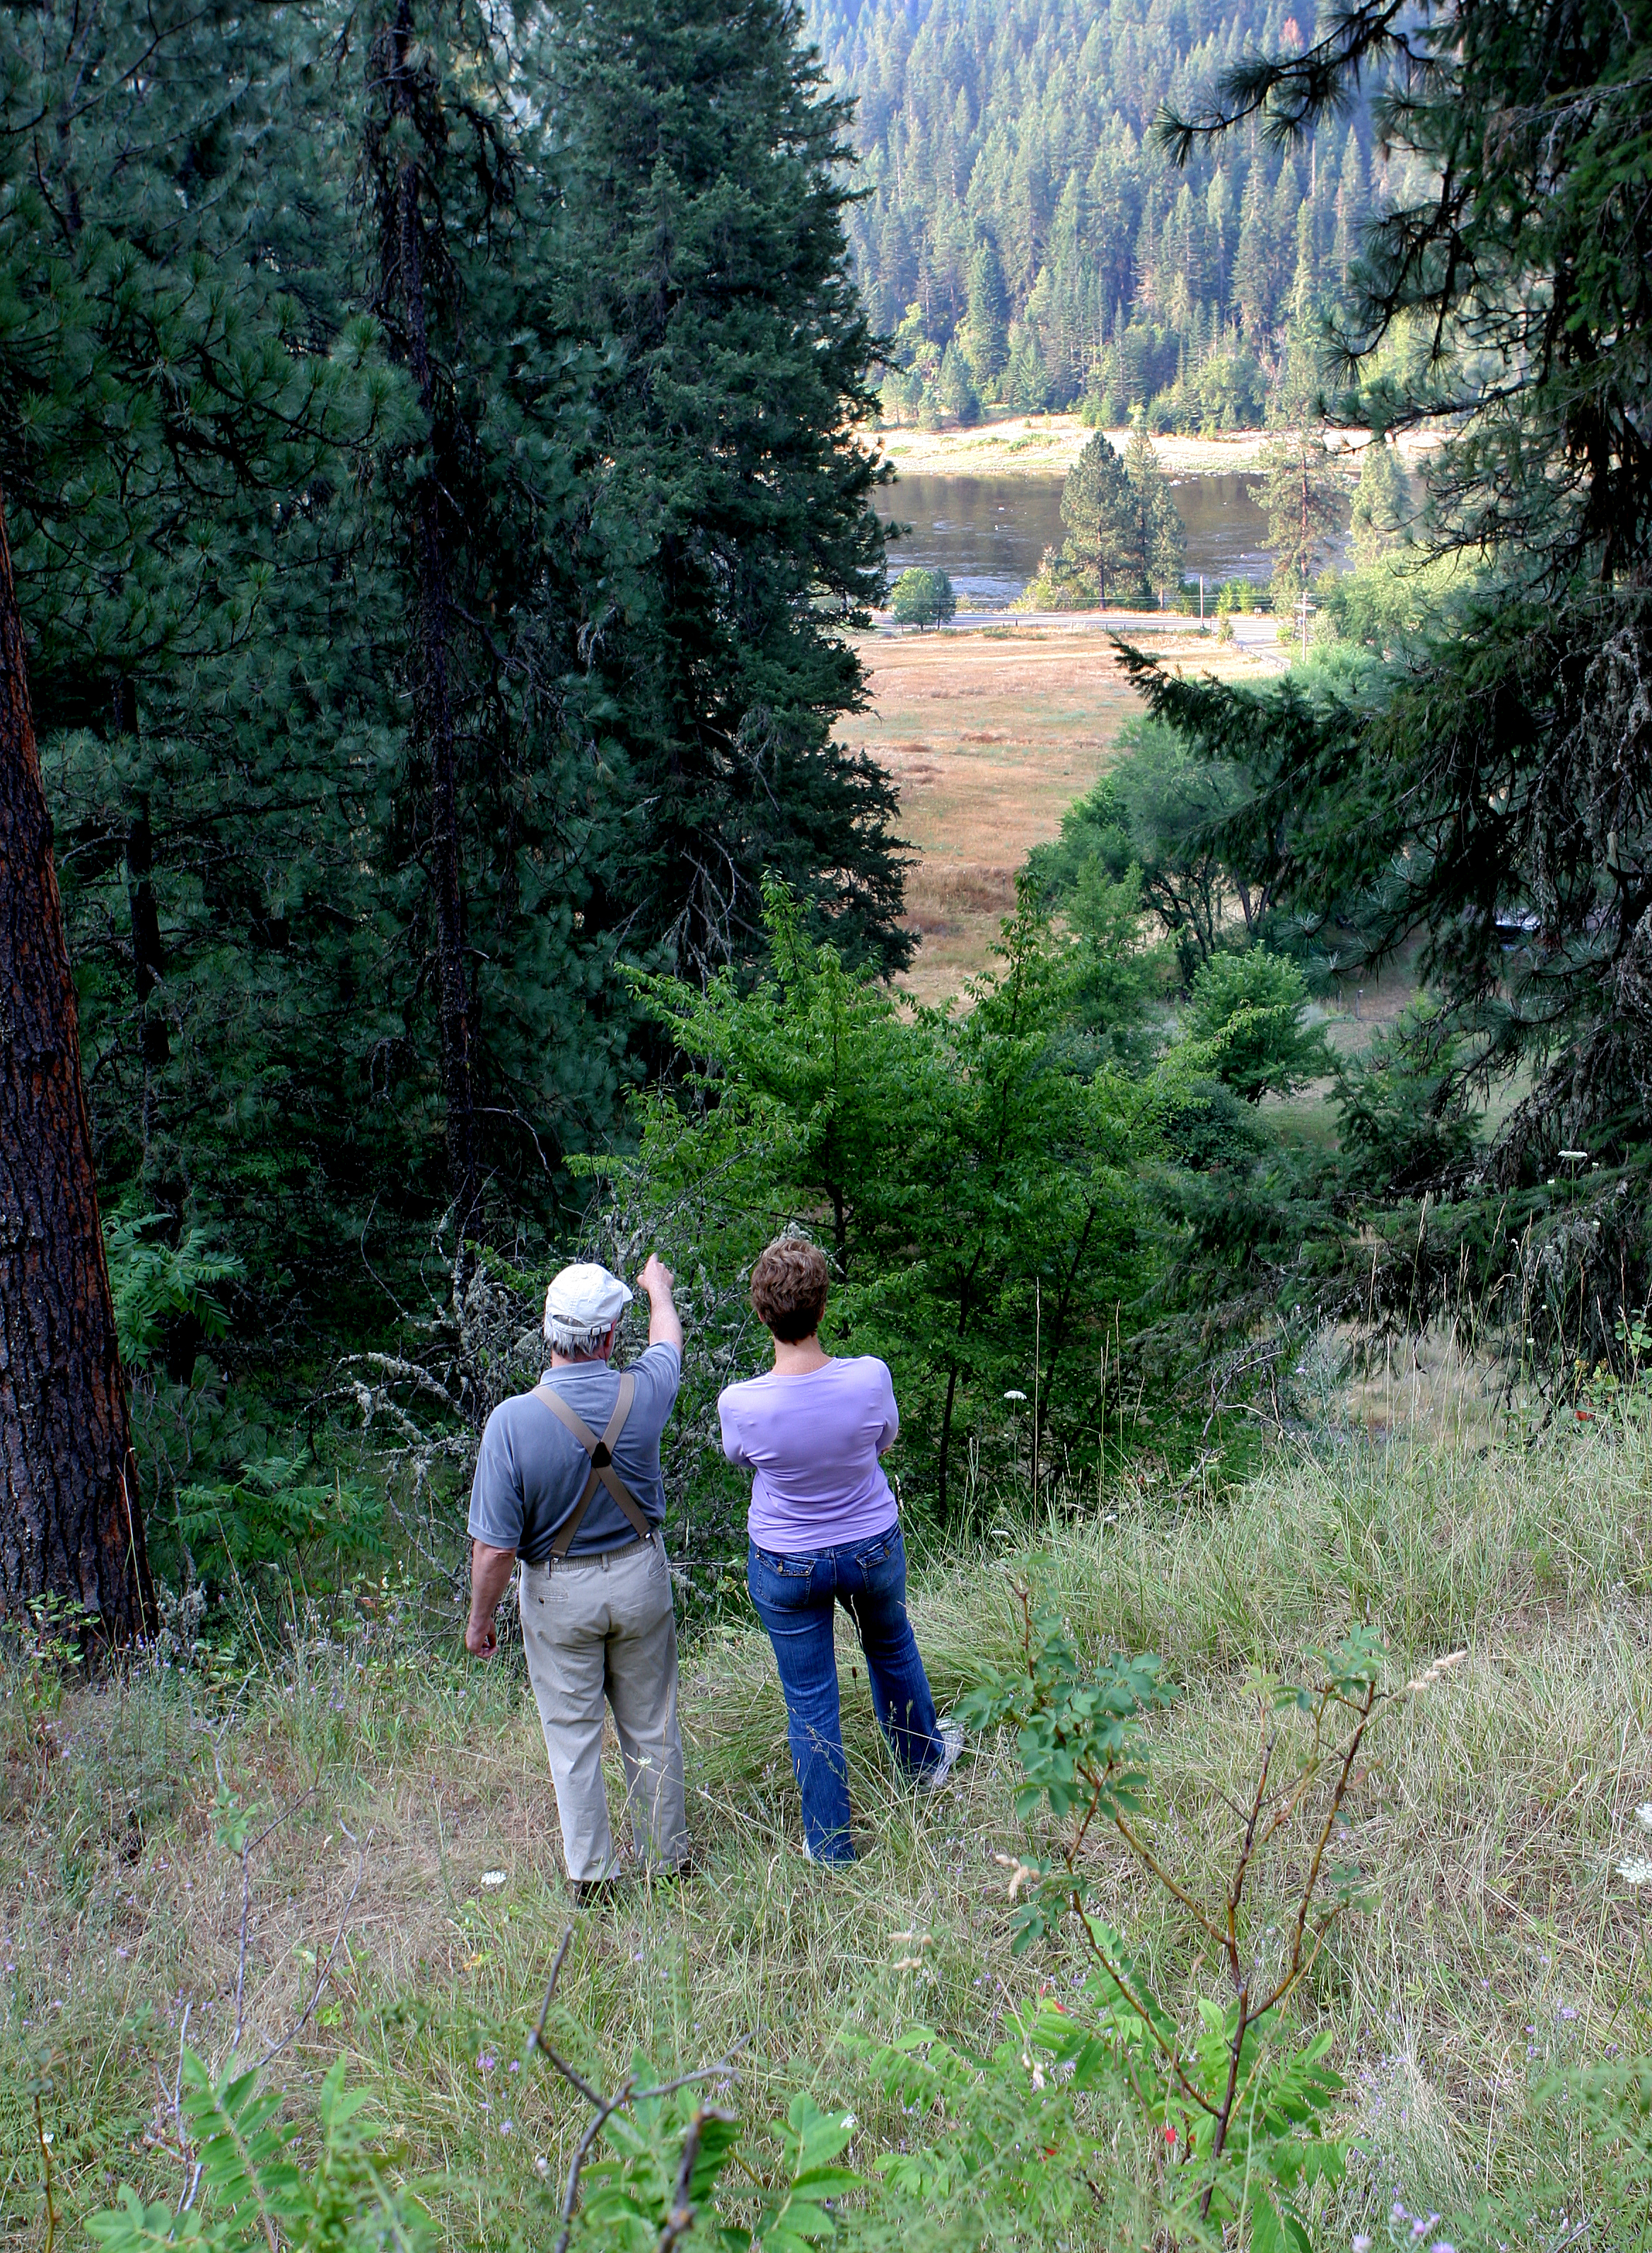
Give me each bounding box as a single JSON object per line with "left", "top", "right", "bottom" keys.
{"left": 1349, "top": 437, "right": 1412, "bottom": 564}
{"left": 540, "top": 0, "right": 911, "bottom": 978}
{"left": 963, "top": 235, "right": 1009, "bottom": 387}
{"left": 0, "top": 479, "right": 152, "bottom": 1641}
{"left": 1231, "top": 159, "right": 1272, "bottom": 338}
{"left": 1247, "top": 426, "right": 1344, "bottom": 598}
{"left": 3, "top": 0, "right": 414, "bottom": 1312}
{"left": 1061, "top": 433, "right": 1137, "bottom": 607}
{"left": 1157, "top": 0, "right": 1652, "bottom": 1260}
{"left": 1124, "top": 427, "right": 1188, "bottom": 604}
{"left": 363, "top": 0, "right": 490, "bottom": 1240}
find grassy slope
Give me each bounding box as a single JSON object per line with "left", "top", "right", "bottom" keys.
{"left": 5, "top": 1411, "right": 1651, "bottom": 2247}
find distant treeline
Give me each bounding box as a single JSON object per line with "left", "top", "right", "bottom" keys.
{"left": 806, "top": 0, "right": 1410, "bottom": 427}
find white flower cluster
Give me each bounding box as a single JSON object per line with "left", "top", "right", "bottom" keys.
{"left": 1616, "top": 1803, "right": 1652, "bottom": 1887}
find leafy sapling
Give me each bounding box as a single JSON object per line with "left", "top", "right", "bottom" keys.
{"left": 960, "top": 1590, "right": 1419, "bottom": 2249}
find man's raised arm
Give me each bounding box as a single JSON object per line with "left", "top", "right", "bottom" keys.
{"left": 639, "top": 1252, "right": 683, "bottom": 1356}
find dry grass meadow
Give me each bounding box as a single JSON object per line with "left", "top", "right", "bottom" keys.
{"left": 6, "top": 1403, "right": 1652, "bottom": 2249}
{"left": 851, "top": 622, "right": 1277, "bottom": 1003}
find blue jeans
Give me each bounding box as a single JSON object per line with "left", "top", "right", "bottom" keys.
{"left": 747, "top": 1523, "right": 943, "bottom": 1863}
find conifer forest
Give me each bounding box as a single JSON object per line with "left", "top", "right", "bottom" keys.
{"left": 4, "top": 0, "right": 1652, "bottom": 2247}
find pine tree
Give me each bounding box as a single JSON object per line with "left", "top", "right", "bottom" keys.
{"left": 1061, "top": 435, "right": 1137, "bottom": 608}
{"left": 1124, "top": 428, "right": 1188, "bottom": 605}
{"left": 1156, "top": 0, "right": 1652, "bottom": 1228}
{"left": 963, "top": 237, "right": 1009, "bottom": 388}
{"left": 1231, "top": 159, "right": 1272, "bottom": 339}
{"left": 0, "top": 479, "right": 153, "bottom": 1642}
{"left": 363, "top": 0, "right": 492, "bottom": 1241}
{"left": 1247, "top": 426, "right": 1344, "bottom": 600}
{"left": 4, "top": 0, "right": 418, "bottom": 1308}
{"left": 1349, "top": 439, "right": 1412, "bottom": 565}
{"left": 1332, "top": 131, "right": 1365, "bottom": 291}
{"left": 541, "top": 0, "right": 912, "bottom": 978}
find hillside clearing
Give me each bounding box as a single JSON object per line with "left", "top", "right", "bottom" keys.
{"left": 6, "top": 1409, "right": 1651, "bottom": 2247}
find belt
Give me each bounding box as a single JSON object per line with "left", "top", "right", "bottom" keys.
{"left": 522, "top": 1532, "right": 658, "bottom": 1573}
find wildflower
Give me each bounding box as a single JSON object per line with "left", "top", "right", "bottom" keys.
{"left": 477, "top": 2052, "right": 496, "bottom": 2073}
{"left": 1163, "top": 2124, "right": 1177, "bottom": 2145}
{"left": 1403, "top": 1650, "right": 1466, "bottom": 1697}
{"left": 1635, "top": 1804, "right": 1652, "bottom": 1832}
{"left": 1352, "top": 2238, "right": 1372, "bottom": 2252}
{"left": 1617, "top": 1856, "right": 1652, "bottom": 1887}
{"left": 535, "top": 2156, "right": 549, "bottom": 2178}
{"left": 479, "top": 1870, "right": 507, "bottom": 1889}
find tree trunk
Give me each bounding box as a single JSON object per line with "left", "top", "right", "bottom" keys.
{"left": 937, "top": 1360, "right": 958, "bottom": 1520}
{"left": 0, "top": 487, "right": 154, "bottom": 1643}
{"left": 122, "top": 762, "right": 170, "bottom": 1171}
{"left": 380, "top": 0, "right": 479, "bottom": 1242}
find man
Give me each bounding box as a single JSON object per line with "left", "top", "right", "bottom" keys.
{"left": 465, "top": 1254, "right": 690, "bottom": 1897}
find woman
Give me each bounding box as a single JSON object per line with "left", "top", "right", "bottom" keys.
{"left": 718, "top": 1236, "right": 962, "bottom": 1863}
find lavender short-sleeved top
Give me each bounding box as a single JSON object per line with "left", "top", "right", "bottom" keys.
{"left": 717, "top": 1356, "right": 901, "bottom": 1555}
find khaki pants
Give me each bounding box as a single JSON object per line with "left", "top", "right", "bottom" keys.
{"left": 518, "top": 1534, "right": 690, "bottom": 1884}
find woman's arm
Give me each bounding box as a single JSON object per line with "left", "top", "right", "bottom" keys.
{"left": 717, "top": 1389, "right": 750, "bottom": 1467}
{"left": 874, "top": 1361, "right": 900, "bottom": 1455}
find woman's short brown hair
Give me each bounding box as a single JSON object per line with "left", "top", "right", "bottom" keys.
{"left": 750, "top": 1237, "right": 830, "bottom": 1342}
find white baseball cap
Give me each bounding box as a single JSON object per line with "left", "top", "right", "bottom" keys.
{"left": 544, "top": 1261, "right": 632, "bottom": 1335}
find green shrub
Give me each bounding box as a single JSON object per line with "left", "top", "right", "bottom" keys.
{"left": 888, "top": 566, "right": 956, "bottom": 630}
{"left": 1182, "top": 949, "right": 1333, "bottom": 1102}
{"left": 1334, "top": 1003, "right": 1481, "bottom": 1192}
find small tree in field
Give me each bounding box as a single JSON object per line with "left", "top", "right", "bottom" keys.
{"left": 1184, "top": 946, "right": 1333, "bottom": 1102}
{"left": 1249, "top": 426, "right": 1344, "bottom": 601}
{"left": 1061, "top": 434, "right": 1137, "bottom": 608}
{"left": 890, "top": 566, "right": 956, "bottom": 630}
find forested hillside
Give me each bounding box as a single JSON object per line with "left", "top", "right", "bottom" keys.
{"left": 2, "top": 0, "right": 901, "bottom": 1331}
{"left": 807, "top": 0, "right": 1394, "bottom": 424}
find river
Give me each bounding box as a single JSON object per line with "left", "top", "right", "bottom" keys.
{"left": 878, "top": 470, "right": 1327, "bottom": 610}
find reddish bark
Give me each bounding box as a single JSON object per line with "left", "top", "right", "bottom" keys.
{"left": 0, "top": 483, "right": 155, "bottom": 1644}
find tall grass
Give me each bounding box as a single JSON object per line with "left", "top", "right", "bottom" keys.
{"left": 4, "top": 1406, "right": 1651, "bottom": 2247}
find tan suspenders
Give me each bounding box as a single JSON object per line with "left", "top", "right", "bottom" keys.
{"left": 531, "top": 1370, "right": 656, "bottom": 1558}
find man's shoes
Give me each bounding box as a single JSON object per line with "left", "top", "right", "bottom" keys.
{"left": 572, "top": 1875, "right": 620, "bottom": 1907}
{"left": 917, "top": 1719, "right": 966, "bottom": 1797}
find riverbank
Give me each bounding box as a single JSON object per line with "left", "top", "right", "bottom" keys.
{"left": 872, "top": 412, "right": 1437, "bottom": 481}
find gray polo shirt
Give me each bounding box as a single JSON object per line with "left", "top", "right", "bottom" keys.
{"left": 467, "top": 1344, "right": 680, "bottom": 1562}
